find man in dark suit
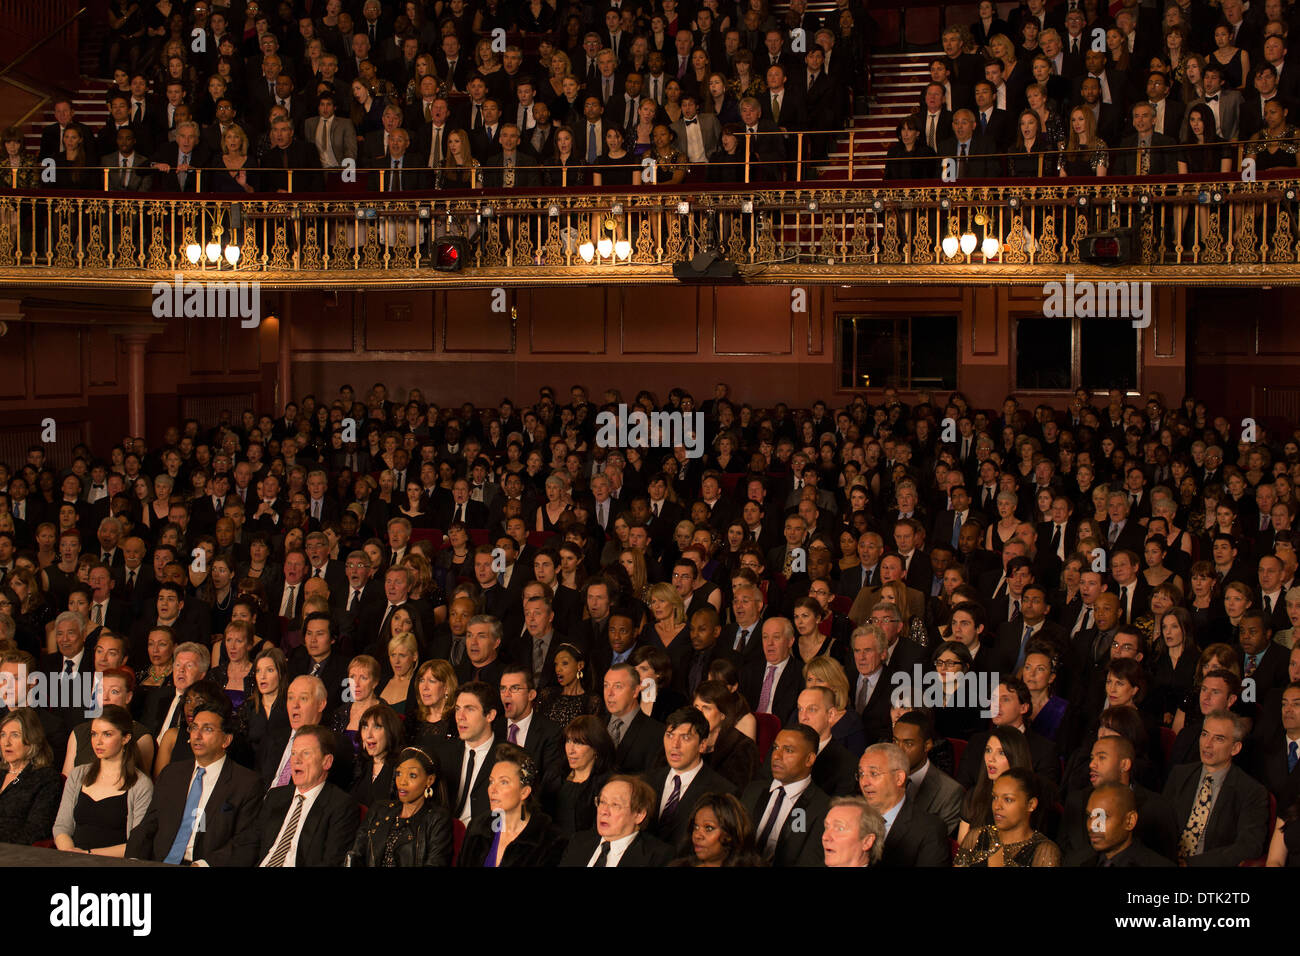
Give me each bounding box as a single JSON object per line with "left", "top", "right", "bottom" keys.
{"left": 800, "top": 687, "right": 859, "bottom": 797}
{"left": 498, "top": 667, "right": 565, "bottom": 800}
{"left": 912, "top": 86, "right": 954, "bottom": 154}
{"left": 1112, "top": 102, "right": 1180, "bottom": 175}
{"left": 937, "top": 110, "right": 1001, "bottom": 179}
{"left": 1076, "top": 76, "right": 1125, "bottom": 145}
{"left": 1100, "top": 494, "right": 1147, "bottom": 556}
{"left": 364, "top": 128, "right": 430, "bottom": 191}
{"left": 1249, "top": 682, "right": 1300, "bottom": 808}
{"left": 286, "top": 614, "right": 350, "bottom": 718}
{"left": 150, "top": 122, "right": 209, "bottom": 192}
{"left": 603, "top": 662, "right": 666, "bottom": 773}
{"left": 971, "top": 81, "right": 1014, "bottom": 151}
{"left": 1058, "top": 736, "right": 1179, "bottom": 861}
{"left": 680, "top": 607, "right": 739, "bottom": 697}
{"left": 941, "top": 28, "right": 985, "bottom": 89}
{"left": 39, "top": 99, "right": 90, "bottom": 160}
{"left": 848, "top": 624, "right": 894, "bottom": 746}
{"left": 739, "top": 618, "right": 802, "bottom": 726}
{"left": 126, "top": 700, "right": 264, "bottom": 865}
{"left": 481, "top": 124, "right": 543, "bottom": 188}
{"left": 102, "top": 128, "right": 153, "bottom": 192}
{"left": 558, "top": 776, "right": 675, "bottom": 866}
{"left": 737, "top": 96, "right": 785, "bottom": 182}
{"left": 644, "top": 707, "right": 736, "bottom": 846}
{"left": 438, "top": 681, "right": 501, "bottom": 828}
{"left": 85, "top": 565, "right": 132, "bottom": 636}
{"left": 257, "top": 116, "right": 322, "bottom": 192}
{"left": 438, "top": 479, "right": 489, "bottom": 531}
{"left": 720, "top": 583, "right": 767, "bottom": 666}
{"left": 858, "top": 744, "right": 950, "bottom": 867}
{"left": 1067, "top": 783, "right": 1176, "bottom": 866}
{"left": 1238, "top": 610, "right": 1293, "bottom": 701}
{"left": 742, "top": 725, "right": 830, "bottom": 866}
{"left": 241, "top": 725, "right": 359, "bottom": 866}
{"left": 995, "top": 585, "right": 1070, "bottom": 676}
{"left": 1164, "top": 711, "right": 1270, "bottom": 866}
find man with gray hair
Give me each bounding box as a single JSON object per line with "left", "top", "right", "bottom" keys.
{"left": 857, "top": 743, "right": 949, "bottom": 867}
{"left": 740, "top": 617, "right": 800, "bottom": 723}
{"left": 258, "top": 674, "right": 353, "bottom": 791}
{"left": 148, "top": 639, "right": 211, "bottom": 738}
{"left": 150, "top": 120, "right": 207, "bottom": 191}
{"left": 822, "top": 796, "right": 886, "bottom": 867}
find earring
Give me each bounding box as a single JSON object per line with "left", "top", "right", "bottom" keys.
{"left": 577, "top": 669, "right": 584, "bottom": 681}
{"left": 424, "top": 785, "right": 434, "bottom": 799}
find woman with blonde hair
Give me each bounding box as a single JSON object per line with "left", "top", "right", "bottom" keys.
{"left": 803, "top": 654, "right": 868, "bottom": 754}
{"left": 381, "top": 628, "right": 420, "bottom": 714}
{"left": 642, "top": 581, "right": 689, "bottom": 672}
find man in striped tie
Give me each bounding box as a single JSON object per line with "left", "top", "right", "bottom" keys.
{"left": 254, "top": 725, "right": 359, "bottom": 867}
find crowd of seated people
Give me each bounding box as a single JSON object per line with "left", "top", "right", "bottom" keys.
{"left": 5, "top": 0, "right": 875, "bottom": 193}
{"left": 886, "top": 0, "right": 1300, "bottom": 181}
{"left": 0, "top": 376, "right": 1297, "bottom": 867}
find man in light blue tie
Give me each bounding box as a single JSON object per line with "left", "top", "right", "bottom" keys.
{"left": 126, "top": 700, "right": 264, "bottom": 865}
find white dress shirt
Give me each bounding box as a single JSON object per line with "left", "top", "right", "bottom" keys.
{"left": 659, "top": 761, "right": 704, "bottom": 815}
{"left": 183, "top": 756, "right": 226, "bottom": 863}
{"left": 757, "top": 775, "right": 813, "bottom": 852}
{"left": 458, "top": 737, "right": 495, "bottom": 824}
{"left": 587, "top": 831, "right": 637, "bottom": 866}
{"left": 507, "top": 710, "right": 534, "bottom": 747}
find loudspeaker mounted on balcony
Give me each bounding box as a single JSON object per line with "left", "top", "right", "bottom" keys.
{"left": 433, "top": 236, "right": 471, "bottom": 271}
{"left": 1078, "top": 229, "right": 1134, "bottom": 267}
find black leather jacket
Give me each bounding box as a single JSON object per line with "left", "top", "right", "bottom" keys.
{"left": 346, "top": 800, "right": 453, "bottom": 867}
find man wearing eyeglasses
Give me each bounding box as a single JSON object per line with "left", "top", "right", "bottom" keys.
{"left": 558, "top": 776, "right": 673, "bottom": 867}
{"left": 857, "top": 743, "right": 949, "bottom": 867}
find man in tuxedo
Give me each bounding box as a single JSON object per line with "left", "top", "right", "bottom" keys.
{"left": 799, "top": 687, "right": 858, "bottom": 796}
{"left": 644, "top": 706, "right": 735, "bottom": 846}
{"left": 150, "top": 122, "right": 208, "bottom": 192}
{"left": 1164, "top": 711, "right": 1270, "bottom": 866}
{"left": 1249, "top": 682, "right": 1300, "bottom": 808}
{"left": 436, "top": 34, "right": 472, "bottom": 93}
{"left": 558, "top": 776, "right": 674, "bottom": 866}
{"left": 742, "top": 726, "right": 829, "bottom": 866}
{"left": 892, "top": 711, "right": 963, "bottom": 835}
{"left": 244, "top": 725, "right": 359, "bottom": 866}
{"left": 937, "top": 110, "right": 1000, "bottom": 179}
{"left": 126, "top": 700, "right": 264, "bottom": 865}
{"left": 1058, "top": 735, "right": 1179, "bottom": 861}
{"left": 740, "top": 618, "right": 802, "bottom": 725}
{"left": 440, "top": 479, "right": 489, "bottom": 531}
{"left": 440, "top": 681, "right": 501, "bottom": 827}
{"left": 1112, "top": 102, "right": 1179, "bottom": 175}
{"left": 603, "top": 662, "right": 666, "bottom": 773}
{"left": 1182, "top": 64, "right": 1242, "bottom": 141}
{"left": 1076, "top": 76, "right": 1124, "bottom": 145}
{"left": 102, "top": 128, "right": 152, "bottom": 192}
{"left": 672, "top": 94, "right": 721, "bottom": 167}
{"left": 499, "top": 668, "right": 565, "bottom": 800}
{"left": 858, "top": 743, "right": 950, "bottom": 867}
{"left": 1069, "top": 783, "right": 1176, "bottom": 866}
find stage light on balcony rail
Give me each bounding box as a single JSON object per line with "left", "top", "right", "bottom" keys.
{"left": 939, "top": 197, "right": 951, "bottom": 210}
{"left": 872, "top": 199, "right": 883, "bottom": 213}
{"left": 941, "top": 235, "right": 959, "bottom": 258}
{"left": 611, "top": 203, "right": 624, "bottom": 215}
{"left": 185, "top": 243, "right": 202, "bottom": 264}
{"left": 982, "top": 236, "right": 1000, "bottom": 259}
{"left": 224, "top": 245, "right": 241, "bottom": 265}
{"left": 548, "top": 204, "right": 560, "bottom": 217}
{"left": 578, "top": 241, "right": 595, "bottom": 263}
{"left": 417, "top": 205, "right": 431, "bottom": 219}
{"left": 597, "top": 237, "right": 614, "bottom": 258}
{"left": 959, "top": 232, "right": 977, "bottom": 256}
{"left": 676, "top": 201, "right": 690, "bottom": 215}
{"left": 1008, "top": 196, "right": 1020, "bottom": 209}
{"left": 205, "top": 241, "right": 221, "bottom": 263}
{"left": 807, "top": 200, "right": 818, "bottom": 212}
{"left": 1076, "top": 196, "right": 1089, "bottom": 207}
{"left": 614, "top": 239, "right": 632, "bottom": 260}
{"left": 1138, "top": 194, "right": 1150, "bottom": 206}
{"left": 741, "top": 200, "right": 754, "bottom": 214}
{"left": 1287, "top": 189, "right": 1297, "bottom": 201}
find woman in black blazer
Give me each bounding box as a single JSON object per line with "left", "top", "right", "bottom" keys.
{"left": 347, "top": 747, "right": 453, "bottom": 866}
{"left": 457, "top": 744, "right": 560, "bottom": 867}
{"left": 883, "top": 115, "right": 939, "bottom": 181}
{"left": 0, "top": 708, "right": 61, "bottom": 845}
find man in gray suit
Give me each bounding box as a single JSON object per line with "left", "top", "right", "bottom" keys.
{"left": 892, "top": 710, "right": 963, "bottom": 836}
{"left": 1180, "top": 63, "right": 1241, "bottom": 142}
{"left": 303, "top": 92, "right": 358, "bottom": 177}
{"left": 102, "top": 128, "right": 152, "bottom": 191}
{"left": 671, "top": 93, "right": 721, "bottom": 166}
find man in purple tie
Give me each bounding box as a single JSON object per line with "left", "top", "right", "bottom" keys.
{"left": 740, "top": 617, "right": 800, "bottom": 725}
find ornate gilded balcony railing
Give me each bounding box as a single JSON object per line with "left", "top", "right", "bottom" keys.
{"left": 1, "top": 177, "right": 1298, "bottom": 287}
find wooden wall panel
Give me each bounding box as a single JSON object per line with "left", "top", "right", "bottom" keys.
{"left": 32, "top": 327, "right": 82, "bottom": 398}
{"left": 88, "top": 328, "right": 118, "bottom": 387}
{"left": 525, "top": 287, "right": 607, "bottom": 353}
{"left": 713, "top": 287, "right": 792, "bottom": 355}
{"left": 292, "top": 290, "right": 354, "bottom": 352}
{"left": 621, "top": 287, "right": 699, "bottom": 353}
{"left": 441, "top": 289, "right": 513, "bottom": 351}
{"left": 365, "top": 293, "right": 435, "bottom": 351}
{"left": 186, "top": 320, "right": 225, "bottom": 373}
{"left": 228, "top": 318, "right": 262, "bottom": 373}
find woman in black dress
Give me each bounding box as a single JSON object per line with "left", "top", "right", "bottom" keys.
{"left": 1177, "top": 103, "right": 1233, "bottom": 242}
{"left": 347, "top": 746, "right": 453, "bottom": 866}
{"left": 1060, "top": 106, "right": 1109, "bottom": 176}
{"left": 546, "top": 126, "right": 586, "bottom": 187}
{"left": 0, "top": 708, "right": 61, "bottom": 845}
{"left": 406, "top": 659, "right": 457, "bottom": 751}
{"left": 1246, "top": 99, "right": 1299, "bottom": 173}
{"left": 352, "top": 703, "right": 402, "bottom": 809}
{"left": 536, "top": 643, "right": 602, "bottom": 726}
{"left": 883, "top": 115, "right": 939, "bottom": 181}
{"left": 457, "top": 744, "right": 559, "bottom": 867}
{"left": 693, "top": 680, "right": 759, "bottom": 790}
{"left": 971, "top": 0, "right": 1010, "bottom": 51}
{"left": 592, "top": 127, "right": 642, "bottom": 186}
{"left": 52, "top": 705, "right": 153, "bottom": 856}
{"left": 552, "top": 715, "right": 614, "bottom": 838}
{"left": 707, "top": 125, "right": 746, "bottom": 183}
{"left": 1007, "top": 109, "right": 1057, "bottom": 177}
